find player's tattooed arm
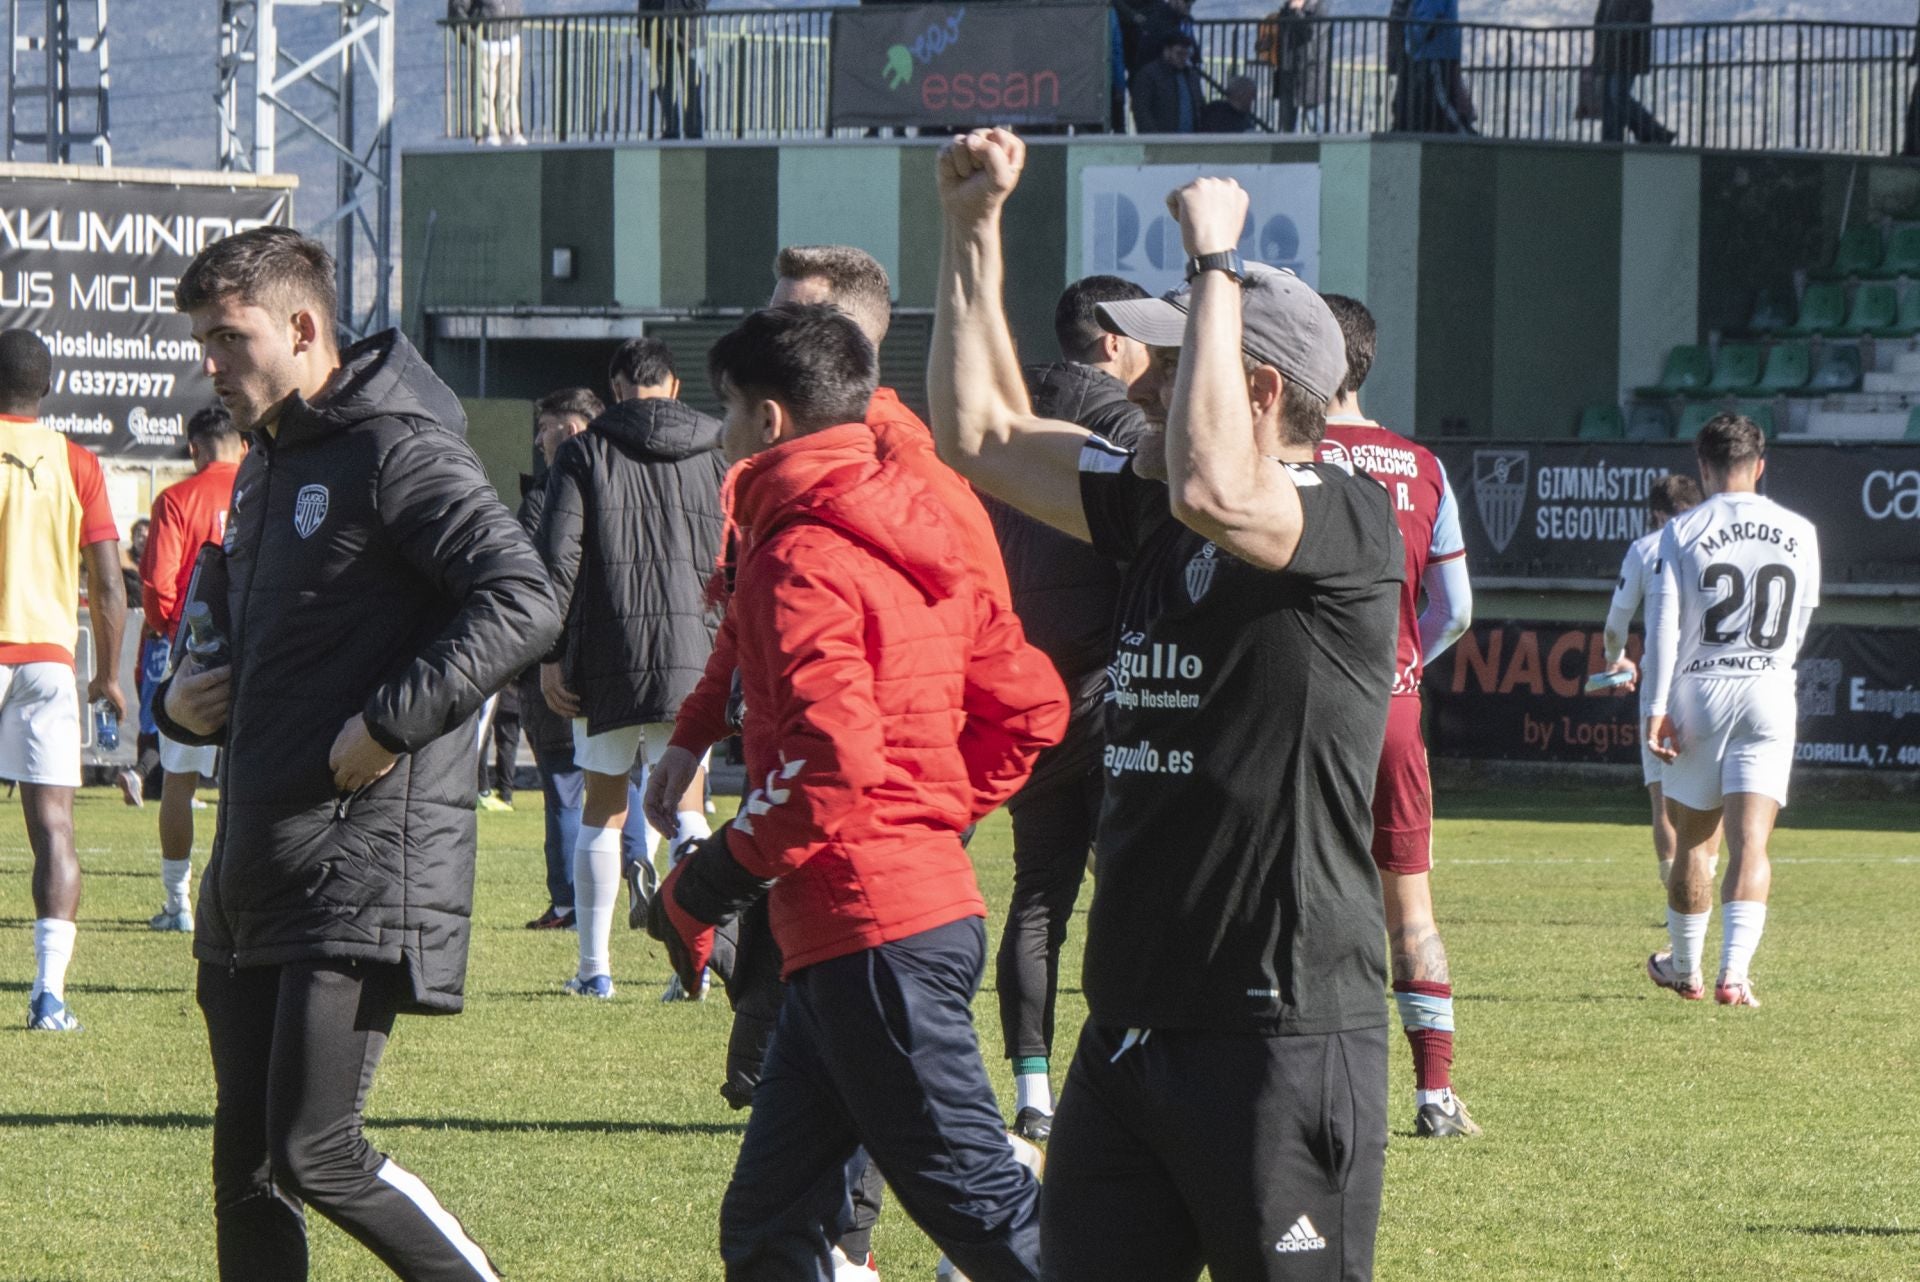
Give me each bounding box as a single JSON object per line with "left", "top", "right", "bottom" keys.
{"left": 1389, "top": 920, "right": 1451, "bottom": 987}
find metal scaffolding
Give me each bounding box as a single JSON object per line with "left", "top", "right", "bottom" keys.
{"left": 6, "top": 0, "right": 110, "bottom": 163}
{"left": 217, "top": 0, "right": 396, "bottom": 338}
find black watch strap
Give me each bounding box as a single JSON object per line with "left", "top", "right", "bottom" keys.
{"left": 1185, "top": 250, "right": 1246, "bottom": 283}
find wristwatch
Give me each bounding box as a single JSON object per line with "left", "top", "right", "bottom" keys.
{"left": 1185, "top": 249, "right": 1246, "bottom": 284}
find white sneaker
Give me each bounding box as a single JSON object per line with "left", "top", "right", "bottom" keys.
{"left": 830, "top": 1245, "right": 880, "bottom": 1281}
{"left": 659, "top": 970, "right": 711, "bottom": 1003}
{"left": 148, "top": 907, "right": 193, "bottom": 933}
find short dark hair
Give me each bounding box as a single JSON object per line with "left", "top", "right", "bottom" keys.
{"left": 534, "top": 387, "right": 606, "bottom": 431}
{"left": 0, "top": 329, "right": 52, "bottom": 413}
{"left": 186, "top": 403, "right": 238, "bottom": 445}
{"left": 1696, "top": 413, "right": 1766, "bottom": 472}
{"left": 708, "top": 304, "right": 878, "bottom": 435}
{"left": 1648, "top": 472, "right": 1703, "bottom": 520}
{"left": 1320, "top": 294, "right": 1375, "bottom": 399}
{"left": 774, "top": 245, "right": 893, "bottom": 346}
{"left": 1055, "top": 275, "right": 1150, "bottom": 363}
{"left": 1279, "top": 379, "right": 1330, "bottom": 448}
{"left": 175, "top": 226, "right": 337, "bottom": 334}
{"left": 608, "top": 337, "right": 676, "bottom": 391}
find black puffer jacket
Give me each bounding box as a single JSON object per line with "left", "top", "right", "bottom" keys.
{"left": 537, "top": 397, "right": 725, "bottom": 732}
{"left": 154, "top": 330, "right": 561, "bottom": 1014}
{"left": 515, "top": 470, "right": 573, "bottom": 756}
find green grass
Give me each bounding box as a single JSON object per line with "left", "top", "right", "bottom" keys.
{"left": 2, "top": 784, "right": 1917, "bottom": 1280}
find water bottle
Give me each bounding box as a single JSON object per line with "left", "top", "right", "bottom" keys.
{"left": 93, "top": 699, "right": 119, "bottom": 751}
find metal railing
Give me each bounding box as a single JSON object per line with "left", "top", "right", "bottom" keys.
{"left": 442, "top": 12, "right": 1918, "bottom": 156}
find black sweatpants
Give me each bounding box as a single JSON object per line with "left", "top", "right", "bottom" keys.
{"left": 197, "top": 959, "right": 500, "bottom": 1281}
{"left": 720, "top": 918, "right": 1040, "bottom": 1282}
{"left": 1041, "top": 1022, "right": 1388, "bottom": 1282}
{"left": 995, "top": 753, "right": 1101, "bottom": 1064}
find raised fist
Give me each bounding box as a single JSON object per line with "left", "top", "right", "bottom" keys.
{"left": 937, "top": 128, "right": 1026, "bottom": 224}
{"left": 1166, "top": 177, "right": 1250, "bottom": 259}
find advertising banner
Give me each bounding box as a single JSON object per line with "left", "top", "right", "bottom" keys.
{"left": 0, "top": 176, "right": 291, "bottom": 458}
{"left": 1426, "top": 440, "right": 1920, "bottom": 585}
{"left": 1081, "top": 163, "right": 1322, "bottom": 296}
{"left": 1424, "top": 621, "right": 1920, "bottom": 772}
{"left": 831, "top": 3, "right": 1109, "bottom": 130}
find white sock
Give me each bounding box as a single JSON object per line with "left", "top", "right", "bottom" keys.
{"left": 673, "top": 809, "right": 711, "bottom": 852}
{"left": 1014, "top": 1072, "right": 1053, "bottom": 1116}
{"left": 161, "top": 859, "right": 192, "bottom": 915}
{"left": 1666, "top": 907, "right": 1710, "bottom": 979}
{"left": 1416, "top": 1087, "right": 1455, "bottom": 1109}
{"left": 33, "top": 918, "right": 77, "bottom": 1002}
{"left": 1719, "top": 900, "right": 1768, "bottom": 983}
{"left": 572, "top": 825, "right": 621, "bottom": 981}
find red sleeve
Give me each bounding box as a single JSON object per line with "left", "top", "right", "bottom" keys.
{"left": 725, "top": 545, "right": 891, "bottom": 881}
{"left": 669, "top": 609, "right": 738, "bottom": 755}
{"left": 66, "top": 440, "right": 117, "bottom": 547}
{"left": 141, "top": 490, "right": 187, "bottom": 634}
{"left": 957, "top": 593, "right": 1070, "bottom": 819}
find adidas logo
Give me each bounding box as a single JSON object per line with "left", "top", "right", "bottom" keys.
{"left": 1275, "top": 1214, "right": 1329, "bottom": 1254}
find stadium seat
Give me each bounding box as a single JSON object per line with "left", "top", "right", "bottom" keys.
{"left": 1674, "top": 401, "right": 1721, "bottom": 438}
{"left": 1908, "top": 405, "right": 1920, "bottom": 440}
{"left": 1836, "top": 282, "right": 1898, "bottom": 336}
{"left": 1632, "top": 345, "right": 1711, "bottom": 398}
{"left": 1873, "top": 284, "right": 1920, "bottom": 337}
{"left": 1787, "top": 344, "right": 1864, "bottom": 397}
{"left": 1871, "top": 225, "right": 1920, "bottom": 279}
{"left": 1626, "top": 401, "right": 1674, "bottom": 440}
{"left": 1576, "top": 404, "right": 1625, "bottom": 439}
{"left": 1780, "top": 282, "right": 1848, "bottom": 336}
{"left": 1737, "top": 401, "right": 1778, "bottom": 438}
{"left": 1736, "top": 340, "right": 1811, "bottom": 396}
{"left": 1746, "top": 292, "right": 1796, "bottom": 334}
{"left": 1812, "top": 225, "right": 1883, "bottom": 279}
{"left": 1697, "top": 343, "right": 1762, "bottom": 396}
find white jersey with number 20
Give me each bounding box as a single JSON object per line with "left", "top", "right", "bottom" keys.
{"left": 1644, "top": 491, "right": 1821, "bottom": 718}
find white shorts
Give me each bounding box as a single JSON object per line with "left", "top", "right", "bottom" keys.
{"left": 159, "top": 732, "right": 218, "bottom": 779}
{"left": 1663, "top": 676, "right": 1797, "bottom": 811}
{"left": 570, "top": 720, "right": 710, "bottom": 778}
{"left": 0, "top": 661, "right": 81, "bottom": 787}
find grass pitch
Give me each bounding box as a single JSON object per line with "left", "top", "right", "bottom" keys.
{"left": 1, "top": 783, "right": 1916, "bottom": 1280}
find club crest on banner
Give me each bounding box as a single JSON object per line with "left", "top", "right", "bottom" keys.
{"left": 293, "top": 484, "right": 330, "bottom": 539}
{"left": 1185, "top": 542, "right": 1218, "bottom": 603}
{"left": 1471, "top": 449, "right": 1530, "bottom": 554}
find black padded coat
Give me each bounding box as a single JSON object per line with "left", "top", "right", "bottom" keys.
{"left": 155, "top": 329, "right": 561, "bottom": 1013}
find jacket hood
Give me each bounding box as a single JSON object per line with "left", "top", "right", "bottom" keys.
{"left": 589, "top": 397, "right": 723, "bottom": 461}
{"left": 275, "top": 329, "right": 468, "bottom": 447}
{"left": 731, "top": 421, "right": 968, "bottom": 602}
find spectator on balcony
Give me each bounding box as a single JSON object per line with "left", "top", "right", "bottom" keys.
{"left": 1199, "top": 75, "right": 1261, "bottom": 133}
{"left": 1594, "top": 0, "right": 1674, "bottom": 145}
{"left": 1130, "top": 0, "right": 1198, "bottom": 77}
{"left": 1397, "top": 0, "right": 1475, "bottom": 135}
{"left": 639, "top": 0, "right": 705, "bottom": 140}
{"left": 1256, "top": 0, "right": 1324, "bottom": 132}
{"left": 1132, "top": 34, "right": 1206, "bottom": 134}
{"left": 449, "top": 0, "right": 525, "bottom": 146}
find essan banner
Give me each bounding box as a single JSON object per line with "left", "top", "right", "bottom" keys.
{"left": 0, "top": 175, "right": 291, "bottom": 458}
{"left": 831, "top": 3, "right": 1109, "bottom": 129}
{"left": 1424, "top": 621, "right": 1920, "bottom": 772}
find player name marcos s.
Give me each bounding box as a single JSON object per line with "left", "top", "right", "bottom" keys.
{"left": 1696, "top": 519, "right": 1804, "bottom": 556}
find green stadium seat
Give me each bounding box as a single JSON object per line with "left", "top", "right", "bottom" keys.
{"left": 1674, "top": 401, "right": 1721, "bottom": 438}
{"left": 1780, "top": 282, "right": 1848, "bottom": 336}
{"left": 1577, "top": 404, "right": 1625, "bottom": 440}
{"left": 1870, "top": 225, "right": 1920, "bottom": 279}
{"left": 1696, "top": 343, "right": 1762, "bottom": 397}
{"left": 1736, "top": 341, "right": 1811, "bottom": 396}
{"left": 1872, "top": 285, "right": 1920, "bottom": 338}
{"left": 1812, "top": 225, "right": 1883, "bottom": 280}
{"left": 1907, "top": 405, "right": 1920, "bottom": 440}
{"left": 1632, "top": 345, "right": 1711, "bottom": 398}
{"left": 1837, "top": 283, "right": 1898, "bottom": 336}
{"left": 1626, "top": 402, "right": 1674, "bottom": 440}
{"left": 1736, "top": 401, "right": 1778, "bottom": 438}
{"left": 1786, "top": 344, "right": 1864, "bottom": 397}
{"left": 1747, "top": 293, "right": 1795, "bottom": 334}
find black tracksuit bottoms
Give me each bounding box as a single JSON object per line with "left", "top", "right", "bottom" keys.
{"left": 197, "top": 959, "right": 500, "bottom": 1281}
{"left": 1041, "top": 1022, "right": 1388, "bottom": 1282}
{"left": 994, "top": 751, "right": 1101, "bottom": 1064}
{"left": 720, "top": 917, "right": 1042, "bottom": 1282}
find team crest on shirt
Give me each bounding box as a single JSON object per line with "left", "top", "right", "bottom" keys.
{"left": 293, "top": 484, "right": 329, "bottom": 538}
{"left": 1185, "top": 542, "right": 1219, "bottom": 603}
{"left": 1471, "top": 449, "right": 1530, "bottom": 554}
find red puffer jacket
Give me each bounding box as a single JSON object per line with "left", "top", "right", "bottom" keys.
{"left": 695, "top": 419, "right": 1066, "bottom": 975}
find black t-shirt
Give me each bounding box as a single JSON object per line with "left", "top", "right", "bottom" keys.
{"left": 1077, "top": 438, "right": 1404, "bottom": 1035}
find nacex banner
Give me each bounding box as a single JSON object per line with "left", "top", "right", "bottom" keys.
{"left": 830, "top": 3, "right": 1110, "bottom": 129}
{"left": 0, "top": 175, "right": 291, "bottom": 458}
{"left": 1423, "top": 621, "right": 1920, "bottom": 772}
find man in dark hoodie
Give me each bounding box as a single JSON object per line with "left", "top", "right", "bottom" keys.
{"left": 157, "top": 226, "right": 560, "bottom": 1280}
{"left": 537, "top": 335, "right": 725, "bottom": 1001}
{"left": 988, "top": 275, "right": 1151, "bottom": 1143}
